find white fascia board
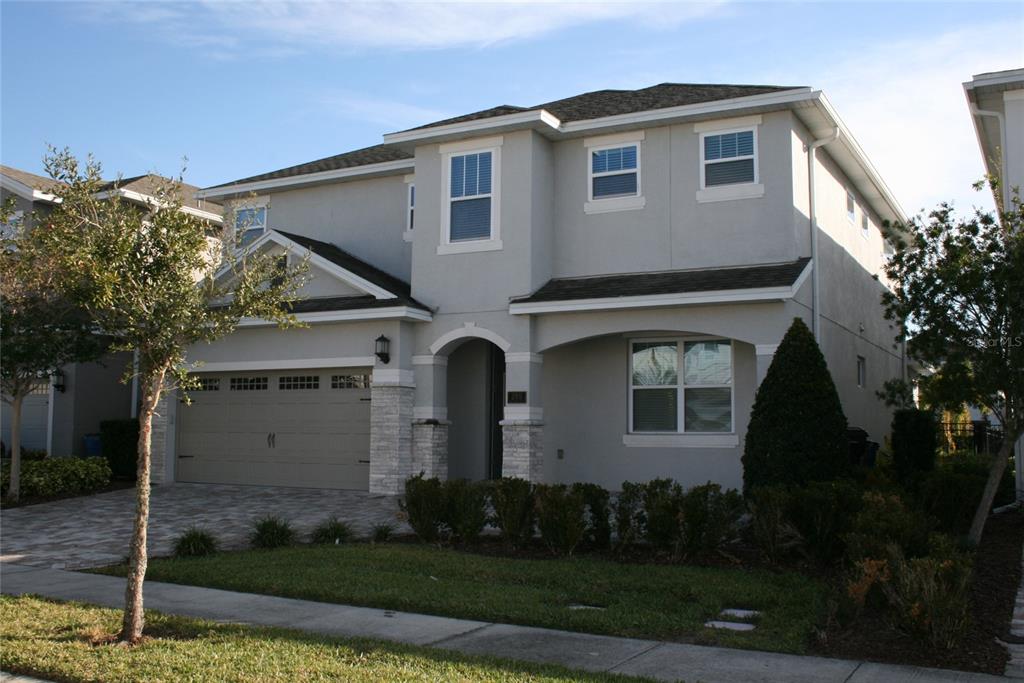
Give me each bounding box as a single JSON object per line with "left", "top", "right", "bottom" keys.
{"left": 236, "top": 306, "right": 431, "bottom": 327}
{"left": 94, "top": 188, "right": 223, "bottom": 223}
{"left": 509, "top": 261, "right": 811, "bottom": 316}
{"left": 964, "top": 69, "right": 1024, "bottom": 91}
{"left": 383, "top": 109, "right": 562, "bottom": 146}
{"left": 195, "top": 159, "right": 415, "bottom": 200}
{"left": 228, "top": 230, "right": 398, "bottom": 301}
{"left": 509, "top": 285, "right": 795, "bottom": 315}
{"left": 0, "top": 174, "right": 61, "bottom": 204}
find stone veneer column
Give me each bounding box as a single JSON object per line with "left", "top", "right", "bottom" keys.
{"left": 500, "top": 420, "right": 544, "bottom": 482}
{"left": 369, "top": 369, "right": 415, "bottom": 495}
{"left": 411, "top": 419, "right": 449, "bottom": 480}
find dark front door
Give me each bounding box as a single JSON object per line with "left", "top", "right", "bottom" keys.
{"left": 486, "top": 346, "right": 505, "bottom": 479}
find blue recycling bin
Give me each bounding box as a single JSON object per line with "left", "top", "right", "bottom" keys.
{"left": 83, "top": 433, "right": 102, "bottom": 457}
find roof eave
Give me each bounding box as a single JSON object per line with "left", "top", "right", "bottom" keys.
{"left": 382, "top": 109, "right": 563, "bottom": 149}
{"left": 197, "top": 158, "right": 415, "bottom": 201}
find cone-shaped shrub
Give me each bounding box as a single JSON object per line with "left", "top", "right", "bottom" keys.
{"left": 742, "top": 317, "right": 849, "bottom": 493}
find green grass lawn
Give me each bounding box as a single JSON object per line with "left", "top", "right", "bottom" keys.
{"left": 97, "top": 543, "right": 825, "bottom": 654}
{"left": 0, "top": 595, "right": 651, "bottom": 683}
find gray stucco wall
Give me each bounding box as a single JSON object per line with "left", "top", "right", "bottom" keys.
{"left": 542, "top": 335, "right": 755, "bottom": 491}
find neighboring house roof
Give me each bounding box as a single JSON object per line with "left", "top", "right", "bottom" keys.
{"left": 510, "top": 258, "right": 811, "bottom": 314}
{"left": 208, "top": 144, "right": 413, "bottom": 189}
{"left": 275, "top": 230, "right": 430, "bottom": 311}
{"left": 96, "top": 174, "right": 222, "bottom": 215}
{"left": 0, "top": 165, "right": 65, "bottom": 194}
{"left": 408, "top": 83, "right": 798, "bottom": 131}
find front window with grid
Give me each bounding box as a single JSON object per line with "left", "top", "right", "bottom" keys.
{"left": 448, "top": 151, "right": 493, "bottom": 242}
{"left": 235, "top": 205, "right": 267, "bottom": 246}
{"left": 229, "top": 376, "right": 268, "bottom": 391}
{"left": 590, "top": 144, "right": 639, "bottom": 199}
{"left": 279, "top": 375, "right": 319, "bottom": 390}
{"left": 630, "top": 340, "right": 733, "bottom": 433}
{"left": 195, "top": 378, "right": 220, "bottom": 391}
{"left": 29, "top": 381, "right": 49, "bottom": 395}
{"left": 702, "top": 130, "right": 756, "bottom": 187}
{"left": 331, "top": 374, "right": 371, "bottom": 389}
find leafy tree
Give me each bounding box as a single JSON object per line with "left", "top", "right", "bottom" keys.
{"left": 742, "top": 317, "right": 849, "bottom": 493}
{"left": 29, "top": 149, "right": 308, "bottom": 643}
{"left": 0, "top": 198, "right": 105, "bottom": 501}
{"left": 880, "top": 183, "right": 1023, "bottom": 546}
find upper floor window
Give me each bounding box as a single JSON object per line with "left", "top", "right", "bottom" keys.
{"left": 861, "top": 212, "right": 870, "bottom": 238}
{"left": 234, "top": 199, "right": 268, "bottom": 247}
{"left": 856, "top": 356, "right": 866, "bottom": 388}
{"left": 847, "top": 191, "right": 856, "bottom": 223}
{"left": 439, "top": 138, "right": 502, "bottom": 254}
{"left": 450, "top": 151, "right": 492, "bottom": 242}
{"left": 590, "top": 145, "right": 639, "bottom": 199}
{"left": 702, "top": 129, "right": 756, "bottom": 187}
{"left": 407, "top": 183, "right": 415, "bottom": 232}
{"left": 883, "top": 238, "right": 895, "bottom": 257}
{"left": 629, "top": 339, "right": 733, "bottom": 434}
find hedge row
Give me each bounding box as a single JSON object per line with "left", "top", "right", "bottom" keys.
{"left": 1, "top": 457, "right": 111, "bottom": 500}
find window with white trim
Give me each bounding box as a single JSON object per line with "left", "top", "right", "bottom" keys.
{"left": 234, "top": 200, "right": 268, "bottom": 247}
{"left": 279, "top": 375, "right": 319, "bottom": 390}
{"left": 407, "top": 183, "right": 415, "bottom": 232}
{"left": 856, "top": 356, "right": 866, "bottom": 388}
{"left": 331, "top": 373, "right": 370, "bottom": 389}
{"left": 195, "top": 378, "right": 220, "bottom": 391}
{"left": 448, "top": 150, "right": 493, "bottom": 242}
{"left": 590, "top": 144, "right": 639, "bottom": 200}
{"left": 846, "top": 191, "right": 856, "bottom": 223}
{"left": 701, "top": 130, "right": 756, "bottom": 187}
{"left": 629, "top": 339, "right": 733, "bottom": 434}
{"left": 861, "top": 212, "right": 870, "bottom": 238}
{"left": 229, "top": 376, "right": 268, "bottom": 391}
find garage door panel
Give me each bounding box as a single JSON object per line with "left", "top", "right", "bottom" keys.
{"left": 177, "top": 369, "right": 371, "bottom": 490}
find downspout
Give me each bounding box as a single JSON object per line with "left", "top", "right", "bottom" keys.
{"left": 969, "top": 103, "right": 1007, "bottom": 211}
{"left": 806, "top": 128, "right": 839, "bottom": 342}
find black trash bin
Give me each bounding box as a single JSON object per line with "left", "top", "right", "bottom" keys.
{"left": 847, "top": 427, "right": 869, "bottom": 467}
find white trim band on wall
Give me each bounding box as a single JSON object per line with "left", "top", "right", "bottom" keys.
{"left": 413, "top": 406, "right": 448, "bottom": 420}
{"left": 504, "top": 406, "right": 544, "bottom": 421}
{"left": 372, "top": 368, "right": 416, "bottom": 387}
{"left": 505, "top": 352, "right": 543, "bottom": 364}
{"left": 755, "top": 344, "right": 779, "bottom": 356}
{"left": 412, "top": 355, "right": 448, "bottom": 366}
{"left": 188, "top": 357, "right": 376, "bottom": 373}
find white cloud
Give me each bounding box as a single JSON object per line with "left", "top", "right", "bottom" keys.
{"left": 802, "top": 23, "right": 1023, "bottom": 217}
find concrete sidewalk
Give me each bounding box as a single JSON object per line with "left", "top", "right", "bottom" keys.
{"left": 0, "top": 563, "right": 1003, "bottom": 683}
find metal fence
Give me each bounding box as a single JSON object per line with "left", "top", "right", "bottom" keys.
{"left": 938, "top": 421, "right": 1004, "bottom": 456}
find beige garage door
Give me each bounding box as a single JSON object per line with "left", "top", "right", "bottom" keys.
{"left": 176, "top": 369, "right": 371, "bottom": 490}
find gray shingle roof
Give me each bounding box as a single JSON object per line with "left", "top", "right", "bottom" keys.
{"left": 0, "top": 164, "right": 65, "bottom": 194}
{"left": 409, "top": 83, "right": 800, "bottom": 131}
{"left": 512, "top": 258, "right": 811, "bottom": 305}
{"left": 209, "top": 144, "right": 413, "bottom": 189}
{"left": 208, "top": 83, "right": 800, "bottom": 190}
{"left": 276, "top": 230, "right": 429, "bottom": 311}
{"left": 97, "top": 174, "right": 222, "bottom": 214}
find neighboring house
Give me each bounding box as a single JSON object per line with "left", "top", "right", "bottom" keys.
{"left": 0, "top": 165, "right": 221, "bottom": 457}
{"left": 149, "top": 82, "right": 906, "bottom": 495}
{"left": 964, "top": 68, "right": 1024, "bottom": 498}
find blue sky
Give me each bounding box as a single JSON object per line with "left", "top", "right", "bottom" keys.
{"left": 2, "top": 1, "right": 1022, "bottom": 215}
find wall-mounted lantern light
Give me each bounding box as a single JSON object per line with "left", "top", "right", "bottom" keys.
{"left": 375, "top": 335, "right": 391, "bottom": 365}
{"left": 52, "top": 369, "right": 66, "bottom": 393}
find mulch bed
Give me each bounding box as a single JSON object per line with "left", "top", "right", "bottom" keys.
{"left": 814, "top": 509, "right": 1024, "bottom": 674}
{"left": 0, "top": 480, "right": 135, "bottom": 509}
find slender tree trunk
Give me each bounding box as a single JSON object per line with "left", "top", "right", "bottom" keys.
{"left": 968, "top": 431, "right": 1018, "bottom": 546}
{"left": 119, "top": 366, "right": 165, "bottom": 644}
{"left": 8, "top": 393, "right": 24, "bottom": 502}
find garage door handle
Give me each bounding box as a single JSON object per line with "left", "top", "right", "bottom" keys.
{"left": 360, "top": 398, "right": 371, "bottom": 402}
{"left": 358, "top": 459, "right": 370, "bottom": 464}
{"left": 178, "top": 455, "right": 195, "bottom": 459}
{"left": 267, "top": 433, "right": 276, "bottom": 448}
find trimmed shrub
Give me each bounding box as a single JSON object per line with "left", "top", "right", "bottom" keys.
{"left": 371, "top": 523, "right": 395, "bottom": 544}
{"left": 748, "top": 485, "right": 801, "bottom": 563}
{"left": 534, "top": 484, "right": 586, "bottom": 556}
{"left": 311, "top": 517, "right": 355, "bottom": 545}
{"left": 641, "top": 478, "right": 684, "bottom": 552}
{"left": 100, "top": 419, "right": 139, "bottom": 480}
{"left": 490, "top": 477, "right": 535, "bottom": 548}
{"left": 1, "top": 456, "right": 111, "bottom": 500}
{"left": 442, "top": 478, "right": 488, "bottom": 545}
{"left": 891, "top": 409, "right": 937, "bottom": 485}
{"left": 787, "top": 479, "right": 863, "bottom": 565}
{"left": 173, "top": 527, "right": 218, "bottom": 558}
{"left": 679, "top": 483, "right": 743, "bottom": 560}
{"left": 573, "top": 483, "right": 612, "bottom": 550}
{"left": 400, "top": 474, "right": 445, "bottom": 543}
{"left": 845, "top": 491, "right": 932, "bottom": 563}
{"left": 742, "top": 318, "right": 849, "bottom": 493}
{"left": 613, "top": 481, "right": 645, "bottom": 550}
{"left": 250, "top": 516, "right": 295, "bottom": 549}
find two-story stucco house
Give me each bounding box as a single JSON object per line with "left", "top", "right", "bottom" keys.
{"left": 0, "top": 166, "right": 222, "bottom": 458}
{"left": 149, "top": 82, "right": 906, "bottom": 495}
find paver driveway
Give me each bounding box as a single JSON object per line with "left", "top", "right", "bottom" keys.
{"left": 0, "top": 483, "right": 405, "bottom": 570}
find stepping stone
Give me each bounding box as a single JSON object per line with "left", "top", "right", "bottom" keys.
{"left": 704, "top": 620, "right": 756, "bottom": 631}
{"left": 719, "top": 608, "right": 760, "bottom": 620}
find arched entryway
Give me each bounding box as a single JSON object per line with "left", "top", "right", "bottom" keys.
{"left": 446, "top": 339, "right": 505, "bottom": 480}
